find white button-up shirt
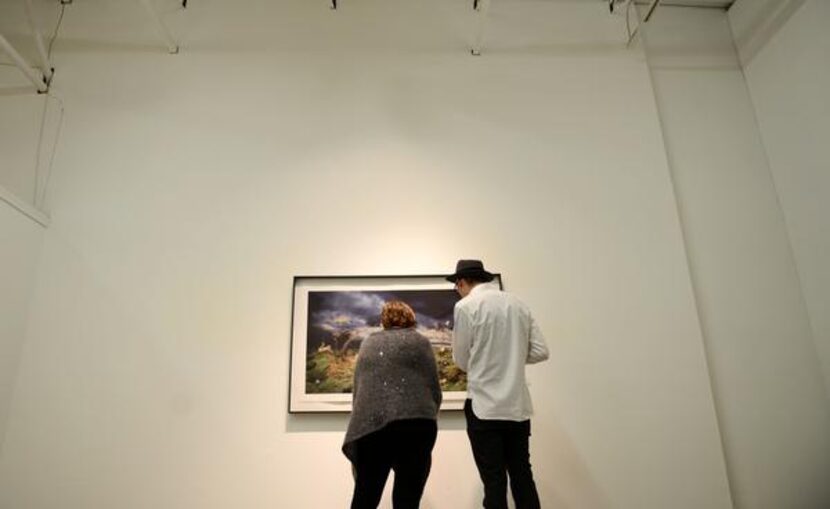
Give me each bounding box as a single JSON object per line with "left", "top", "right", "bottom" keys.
{"left": 452, "top": 283, "right": 549, "bottom": 421}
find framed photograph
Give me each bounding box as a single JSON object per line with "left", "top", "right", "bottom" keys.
{"left": 289, "top": 274, "right": 503, "bottom": 413}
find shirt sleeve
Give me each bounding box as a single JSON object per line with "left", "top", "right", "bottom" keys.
{"left": 526, "top": 312, "right": 550, "bottom": 364}
{"left": 452, "top": 305, "right": 473, "bottom": 372}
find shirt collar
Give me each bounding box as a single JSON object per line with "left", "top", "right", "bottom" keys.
{"left": 470, "top": 282, "right": 497, "bottom": 296}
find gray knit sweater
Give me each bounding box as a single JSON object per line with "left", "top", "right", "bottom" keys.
{"left": 342, "top": 327, "right": 442, "bottom": 461}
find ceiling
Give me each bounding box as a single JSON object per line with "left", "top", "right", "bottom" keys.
{"left": 0, "top": 0, "right": 739, "bottom": 90}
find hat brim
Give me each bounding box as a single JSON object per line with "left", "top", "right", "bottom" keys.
{"left": 446, "top": 270, "right": 495, "bottom": 283}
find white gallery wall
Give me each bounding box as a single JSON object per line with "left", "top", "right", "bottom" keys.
{"left": 0, "top": 0, "right": 825, "bottom": 508}
{"left": 0, "top": 0, "right": 732, "bottom": 507}
{"left": 0, "top": 0, "right": 64, "bottom": 215}
{"left": 0, "top": 202, "right": 44, "bottom": 460}
{"left": 643, "top": 5, "right": 830, "bottom": 508}
{"left": 731, "top": 0, "right": 830, "bottom": 396}
{"left": 0, "top": 95, "right": 42, "bottom": 205}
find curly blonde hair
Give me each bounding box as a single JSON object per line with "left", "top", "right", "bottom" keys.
{"left": 381, "top": 300, "right": 417, "bottom": 329}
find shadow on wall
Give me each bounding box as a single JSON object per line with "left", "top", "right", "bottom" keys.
{"left": 285, "top": 410, "right": 468, "bottom": 433}
{"left": 285, "top": 406, "right": 609, "bottom": 509}
{"left": 537, "top": 406, "right": 610, "bottom": 509}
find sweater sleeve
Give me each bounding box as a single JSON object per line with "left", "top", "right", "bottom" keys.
{"left": 422, "top": 339, "right": 443, "bottom": 408}
{"left": 352, "top": 336, "right": 371, "bottom": 400}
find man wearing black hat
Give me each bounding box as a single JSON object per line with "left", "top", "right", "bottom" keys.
{"left": 448, "top": 260, "right": 549, "bottom": 509}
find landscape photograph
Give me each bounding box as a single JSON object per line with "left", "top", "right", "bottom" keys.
{"left": 304, "top": 289, "right": 466, "bottom": 394}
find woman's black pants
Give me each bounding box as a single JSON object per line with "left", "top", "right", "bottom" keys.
{"left": 350, "top": 418, "right": 438, "bottom": 509}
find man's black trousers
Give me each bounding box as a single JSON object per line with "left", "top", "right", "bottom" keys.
{"left": 465, "top": 399, "right": 541, "bottom": 509}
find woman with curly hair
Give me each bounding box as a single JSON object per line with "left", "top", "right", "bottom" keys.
{"left": 343, "top": 300, "right": 442, "bottom": 509}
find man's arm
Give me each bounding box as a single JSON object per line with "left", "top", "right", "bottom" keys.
{"left": 452, "top": 306, "right": 473, "bottom": 372}
{"left": 527, "top": 313, "right": 549, "bottom": 364}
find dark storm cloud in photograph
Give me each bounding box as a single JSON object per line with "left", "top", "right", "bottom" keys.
{"left": 309, "top": 290, "right": 458, "bottom": 334}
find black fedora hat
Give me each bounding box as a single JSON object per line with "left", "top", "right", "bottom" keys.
{"left": 446, "top": 259, "right": 495, "bottom": 283}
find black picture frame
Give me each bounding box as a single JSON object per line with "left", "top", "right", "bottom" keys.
{"left": 288, "top": 274, "right": 503, "bottom": 413}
